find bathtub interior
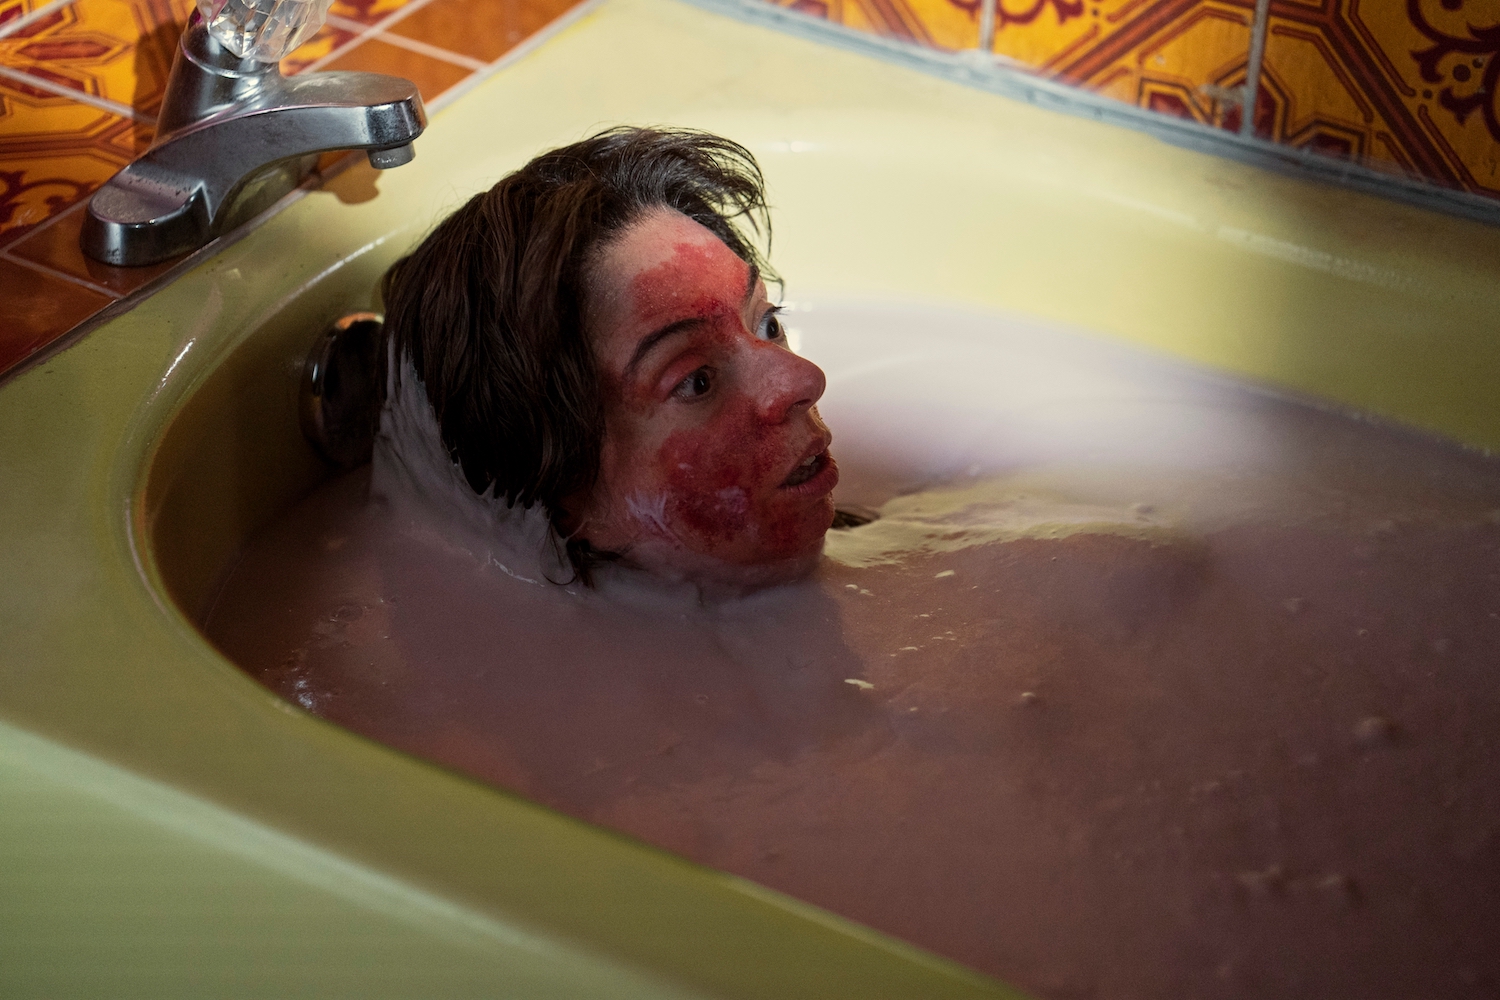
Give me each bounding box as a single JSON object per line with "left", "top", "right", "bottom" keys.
{"left": 145, "top": 244, "right": 393, "bottom": 623}
{"left": 5, "top": 0, "right": 1500, "bottom": 995}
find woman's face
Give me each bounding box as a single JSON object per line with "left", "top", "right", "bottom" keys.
{"left": 577, "top": 208, "right": 837, "bottom": 586}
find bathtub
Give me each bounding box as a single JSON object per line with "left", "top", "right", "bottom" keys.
{"left": 2, "top": 0, "right": 1498, "bottom": 995}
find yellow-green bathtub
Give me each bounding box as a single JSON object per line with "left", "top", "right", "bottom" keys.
{"left": 3, "top": 0, "right": 1498, "bottom": 995}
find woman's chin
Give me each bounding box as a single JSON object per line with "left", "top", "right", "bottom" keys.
{"left": 613, "top": 533, "right": 826, "bottom": 599}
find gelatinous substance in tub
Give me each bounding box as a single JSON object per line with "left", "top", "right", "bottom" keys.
{"left": 205, "top": 302, "right": 1500, "bottom": 1000}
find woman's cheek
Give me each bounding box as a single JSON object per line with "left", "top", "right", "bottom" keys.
{"left": 654, "top": 425, "right": 758, "bottom": 548}
{"left": 650, "top": 421, "right": 826, "bottom": 561}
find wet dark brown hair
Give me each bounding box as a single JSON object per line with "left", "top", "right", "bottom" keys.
{"left": 379, "top": 126, "right": 773, "bottom": 579}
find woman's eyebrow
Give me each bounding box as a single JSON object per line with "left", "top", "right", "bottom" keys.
{"left": 623, "top": 316, "right": 706, "bottom": 382}
{"left": 623, "top": 263, "right": 762, "bottom": 382}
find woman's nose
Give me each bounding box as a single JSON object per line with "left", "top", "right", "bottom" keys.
{"left": 754, "top": 347, "right": 826, "bottom": 423}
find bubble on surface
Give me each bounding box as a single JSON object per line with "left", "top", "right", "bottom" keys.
{"left": 1317, "top": 873, "right": 1363, "bottom": 907}
{"left": 1235, "top": 864, "right": 1288, "bottom": 897}
{"left": 1354, "top": 715, "right": 1400, "bottom": 747}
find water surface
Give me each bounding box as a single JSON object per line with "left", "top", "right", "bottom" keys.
{"left": 207, "top": 301, "right": 1500, "bottom": 999}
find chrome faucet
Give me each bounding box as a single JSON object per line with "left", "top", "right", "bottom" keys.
{"left": 82, "top": 4, "right": 426, "bottom": 266}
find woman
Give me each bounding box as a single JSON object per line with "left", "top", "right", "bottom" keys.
{"left": 378, "top": 127, "right": 838, "bottom": 593}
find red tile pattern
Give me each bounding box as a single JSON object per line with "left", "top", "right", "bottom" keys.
{"left": 1, "top": 1, "right": 58, "bottom": 33}
{"left": 0, "top": 0, "right": 587, "bottom": 378}
{"left": 0, "top": 0, "right": 191, "bottom": 116}
{"left": 1010, "top": 0, "right": 1260, "bottom": 134}
{"left": 1254, "top": 1, "right": 1500, "bottom": 198}
{"left": 765, "top": 0, "right": 1500, "bottom": 196}
{"left": 0, "top": 79, "right": 142, "bottom": 251}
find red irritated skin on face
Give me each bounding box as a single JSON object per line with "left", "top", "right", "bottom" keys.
{"left": 578, "top": 208, "right": 837, "bottom": 591}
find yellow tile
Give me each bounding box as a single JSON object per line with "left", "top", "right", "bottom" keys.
{"left": 1245, "top": 3, "right": 1499, "bottom": 197}
{"left": 1085, "top": 0, "right": 1253, "bottom": 130}
{"left": 1348, "top": 1, "right": 1500, "bottom": 196}
{"left": 765, "top": 0, "right": 1252, "bottom": 128}
{"left": 990, "top": 0, "right": 1113, "bottom": 71}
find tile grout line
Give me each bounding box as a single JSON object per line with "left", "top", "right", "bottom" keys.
{"left": 0, "top": 63, "right": 154, "bottom": 122}
{"left": 427, "top": 0, "right": 605, "bottom": 114}
{"left": 341, "top": 22, "right": 488, "bottom": 71}
{"left": 323, "top": 11, "right": 378, "bottom": 32}
{"left": 6, "top": 192, "right": 86, "bottom": 247}
{"left": 1240, "top": 0, "right": 1272, "bottom": 138}
{"left": 0, "top": 248, "right": 122, "bottom": 300}
{"left": 299, "top": 0, "right": 447, "bottom": 75}
{"left": 0, "top": 0, "right": 74, "bottom": 40}
{"left": 347, "top": 0, "right": 449, "bottom": 35}
{"left": 976, "top": 0, "right": 995, "bottom": 54}
{"left": 297, "top": 18, "right": 387, "bottom": 74}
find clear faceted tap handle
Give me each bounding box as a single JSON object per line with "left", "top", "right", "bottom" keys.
{"left": 196, "top": 0, "right": 335, "bottom": 62}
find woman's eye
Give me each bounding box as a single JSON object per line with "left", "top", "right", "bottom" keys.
{"left": 673, "top": 368, "right": 714, "bottom": 399}
{"left": 756, "top": 309, "right": 786, "bottom": 342}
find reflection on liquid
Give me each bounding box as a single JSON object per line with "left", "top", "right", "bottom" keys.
{"left": 206, "top": 302, "right": 1500, "bottom": 999}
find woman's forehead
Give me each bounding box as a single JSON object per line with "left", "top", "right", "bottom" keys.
{"left": 591, "top": 209, "right": 753, "bottom": 352}
{"left": 606, "top": 207, "right": 717, "bottom": 272}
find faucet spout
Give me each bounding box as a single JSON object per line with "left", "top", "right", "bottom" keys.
{"left": 82, "top": 11, "right": 426, "bottom": 267}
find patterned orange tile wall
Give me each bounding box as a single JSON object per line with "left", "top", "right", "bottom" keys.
{"left": 768, "top": 0, "right": 1500, "bottom": 196}
{"left": 0, "top": 0, "right": 582, "bottom": 377}
{"left": 1256, "top": 1, "right": 1499, "bottom": 198}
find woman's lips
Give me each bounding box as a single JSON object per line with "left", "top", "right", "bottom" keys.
{"left": 779, "top": 450, "right": 838, "bottom": 494}
{"left": 782, "top": 450, "right": 821, "bottom": 487}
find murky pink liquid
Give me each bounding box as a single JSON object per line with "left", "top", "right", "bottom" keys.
{"left": 205, "top": 302, "right": 1500, "bottom": 999}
